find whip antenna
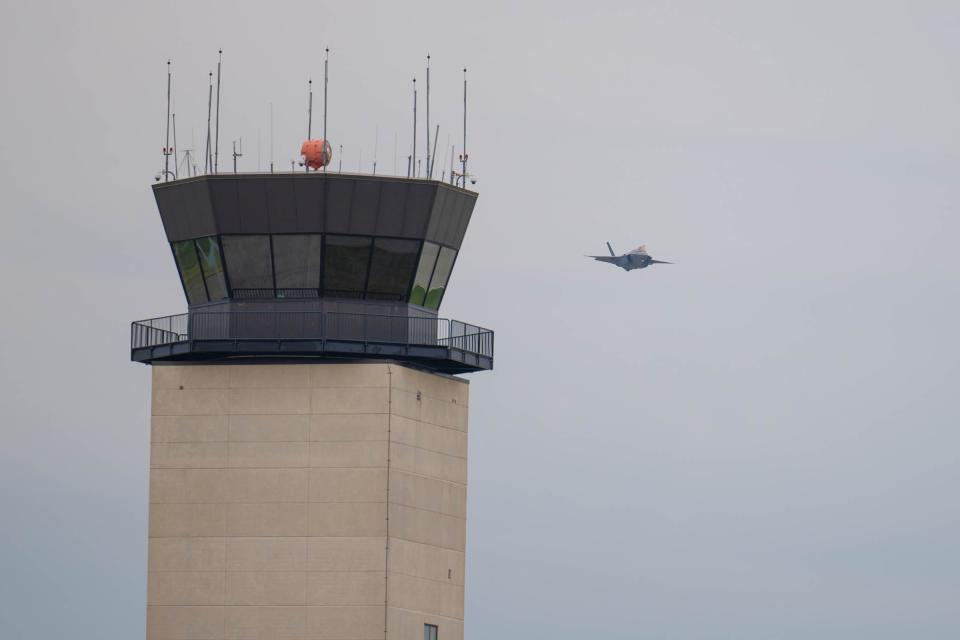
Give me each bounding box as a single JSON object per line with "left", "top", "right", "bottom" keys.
{"left": 164, "top": 61, "right": 172, "bottom": 181}
{"left": 232, "top": 138, "right": 242, "bottom": 173}
{"left": 172, "top": 108, "right": 178, "bottom": 179}
{"left": 426, "top": 54, "right": 430, "bottom": 177}
{"left": 214, "top": 49, "right": 222, "bottom": 173}
{"left": 307, "top": 79, "right": 313, "bottom": 140}
{"left": 429, "top": 125, "right": 439, "bottom": 179}
{"left": 323, "top": 48, "right": 329, "bottom": 172}
{"left": 306, "top": 78, "right": 313, "bottom": 172}
{"left": 412, "top": 77, "right": 417, "bottom": 177}
{"left": 204, "top": 72, "right": 213, "bottom": 173}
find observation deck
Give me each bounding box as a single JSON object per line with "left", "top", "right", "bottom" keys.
{"left": 132, "top": 171, "right": 493, "bottom": 373}
{"left": 131, "top": 311, "right": 493, "bottom": 373}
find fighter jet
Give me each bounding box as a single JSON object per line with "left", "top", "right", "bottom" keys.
{"left": 587, "top": 243, "right": 673, "bottom": 271}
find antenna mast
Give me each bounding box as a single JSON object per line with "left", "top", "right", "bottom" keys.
{"left": 429, "top": 125, "right": 439, "bottom": 179}
{"left": 232, "top": 139, "right": 242, "bottom": 173}
{"left": 164, "top": 61, "right": 172, "bottom": 181}
{"left": 306, "top": 79, "right": 313, "bottom": 172}
{"left": 214, "top": 49, "right": 222, "bottom": 173}
{"left": 373, "top": 125, "right": 379, "bottom": 175}
{"left": 269, "top": 102, "right": 274, "bottom": 173}
{"left": 172, "top": 110, "right": 178, "bottom": 180}
{"left": 461, "top": 67, "right": 467, "bottom": 187}
{"left": 307, "top": 79, "right": 313, "bottom": 139}
{"left": 425, "top": 54, "right": 430, "bottom": 178}
{"left": 412, "top": 77, "right": 417, "bottom": 177}
{"left": 204, "top": 72, "right": 213, "bottom": 173}
{"left": 323, "top": 48, "right": 329, "bottom": 173}
{"left": 184, "top": 128, "right": 196, "bottom": 177}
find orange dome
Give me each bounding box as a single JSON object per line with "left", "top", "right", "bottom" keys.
{"left": 300, "top": 138, "right": 332, "bottom": 170}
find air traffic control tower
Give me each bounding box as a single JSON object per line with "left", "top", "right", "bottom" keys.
{"left": 132, "top": 170, "right": 492, "bottom": 640}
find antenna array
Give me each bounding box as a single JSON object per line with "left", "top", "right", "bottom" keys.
{"left": 159, "top": 51, "right": 473, "bottom": 184}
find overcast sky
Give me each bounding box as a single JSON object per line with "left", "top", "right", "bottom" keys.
{"left": 1, "top": 1, "right": 959, "bottom": 638}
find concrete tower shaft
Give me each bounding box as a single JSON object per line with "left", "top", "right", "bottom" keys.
{"left": 147, "top": 362, "right": 469, "bottom": 639}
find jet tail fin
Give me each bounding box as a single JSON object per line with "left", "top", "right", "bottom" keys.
{"left": 606, "top": 242, "right": 616, "bottom": 257}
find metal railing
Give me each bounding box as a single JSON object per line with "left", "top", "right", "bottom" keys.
{"left": 131, "top": 311, "right": 493, "bottom": 359}
{"left": 131, "top": 313, "right": 189, "bottom": 349}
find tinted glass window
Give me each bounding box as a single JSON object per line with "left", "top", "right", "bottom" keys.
{"left": 409, "top": 242, "right": 440, "bottom": 306}
{"left": 194, "top": 236, "right": 228, "bottom": 300}
{"left": 424, "top": 624, "right": 438, "bottom": 640}
{"left": 273, "top": 234, "right": 323, "bottom": 291}
{"left": 367, "top": 239, "right": 420, "bottom": 301}
{"left": 172, "top": 240, "right": 207, "bottom": 305}
{"left": 222, "top": 235, "right": 273, "bottom": 294}
{"left": 323, "top": 235, "right": 371, "bottom": 298}
{"left": 424, "top": 246, "right": 456, "bottom": 310}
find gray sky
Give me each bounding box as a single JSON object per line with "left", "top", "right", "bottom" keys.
{"left": 2, "top": 1, "right": 959, "bottom": 638}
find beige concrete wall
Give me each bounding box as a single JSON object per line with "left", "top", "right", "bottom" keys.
{"left": 384, "top": 366, "right": 468, "bottom": 639}
{"left": 147, "top": 363, "right": 468, "bottom": 640}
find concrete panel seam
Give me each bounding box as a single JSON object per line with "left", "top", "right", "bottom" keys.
{"left": 387, "top": 569, "right": 464, "bottom": 587}
{"left": 386, "top": 535, "right": 465, "bottom": 555}
{"left": 388, "top": 467, "right": 468, "bottom": 487}
{"left": 386, "top": 604, "right": 464, "bottom": 622}
{"left": 386, "top": 502, "right": 466, "bottom": 520}
{"left": 387, "top": 442, "right": 467, "bottom": 462}
{"left": 388, "top": 503, "right": 466, "bottom": 521}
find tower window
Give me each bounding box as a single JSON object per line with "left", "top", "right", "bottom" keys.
{"left": 424, "top": 246, "right": 456, "bottom": 310}
{"left": 323, "top": 234, "right": 372, "bottom": 298}
{"left": 222, "top": 234, "right": 273, "bottom": 294}
{"left": 194, "top": 236, "right": 228, "bottom": 301}
{"left": 409, "top": 242, "right": 440, "bottom": 306}
{"left": 367, "top": 238, "right": 420, "bottom": 301}
{"left": 273, "top": 234, "right": 323, "bottom": 291}
{"left": 172, "top": 240, "right": 207, "bottom": 305}
{"left": 424, "top": 623, "right": 438, "bottom": 640}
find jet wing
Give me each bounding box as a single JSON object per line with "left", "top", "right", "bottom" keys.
{"left": 587, "top": 255, "right": 625, "bottom": 265}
